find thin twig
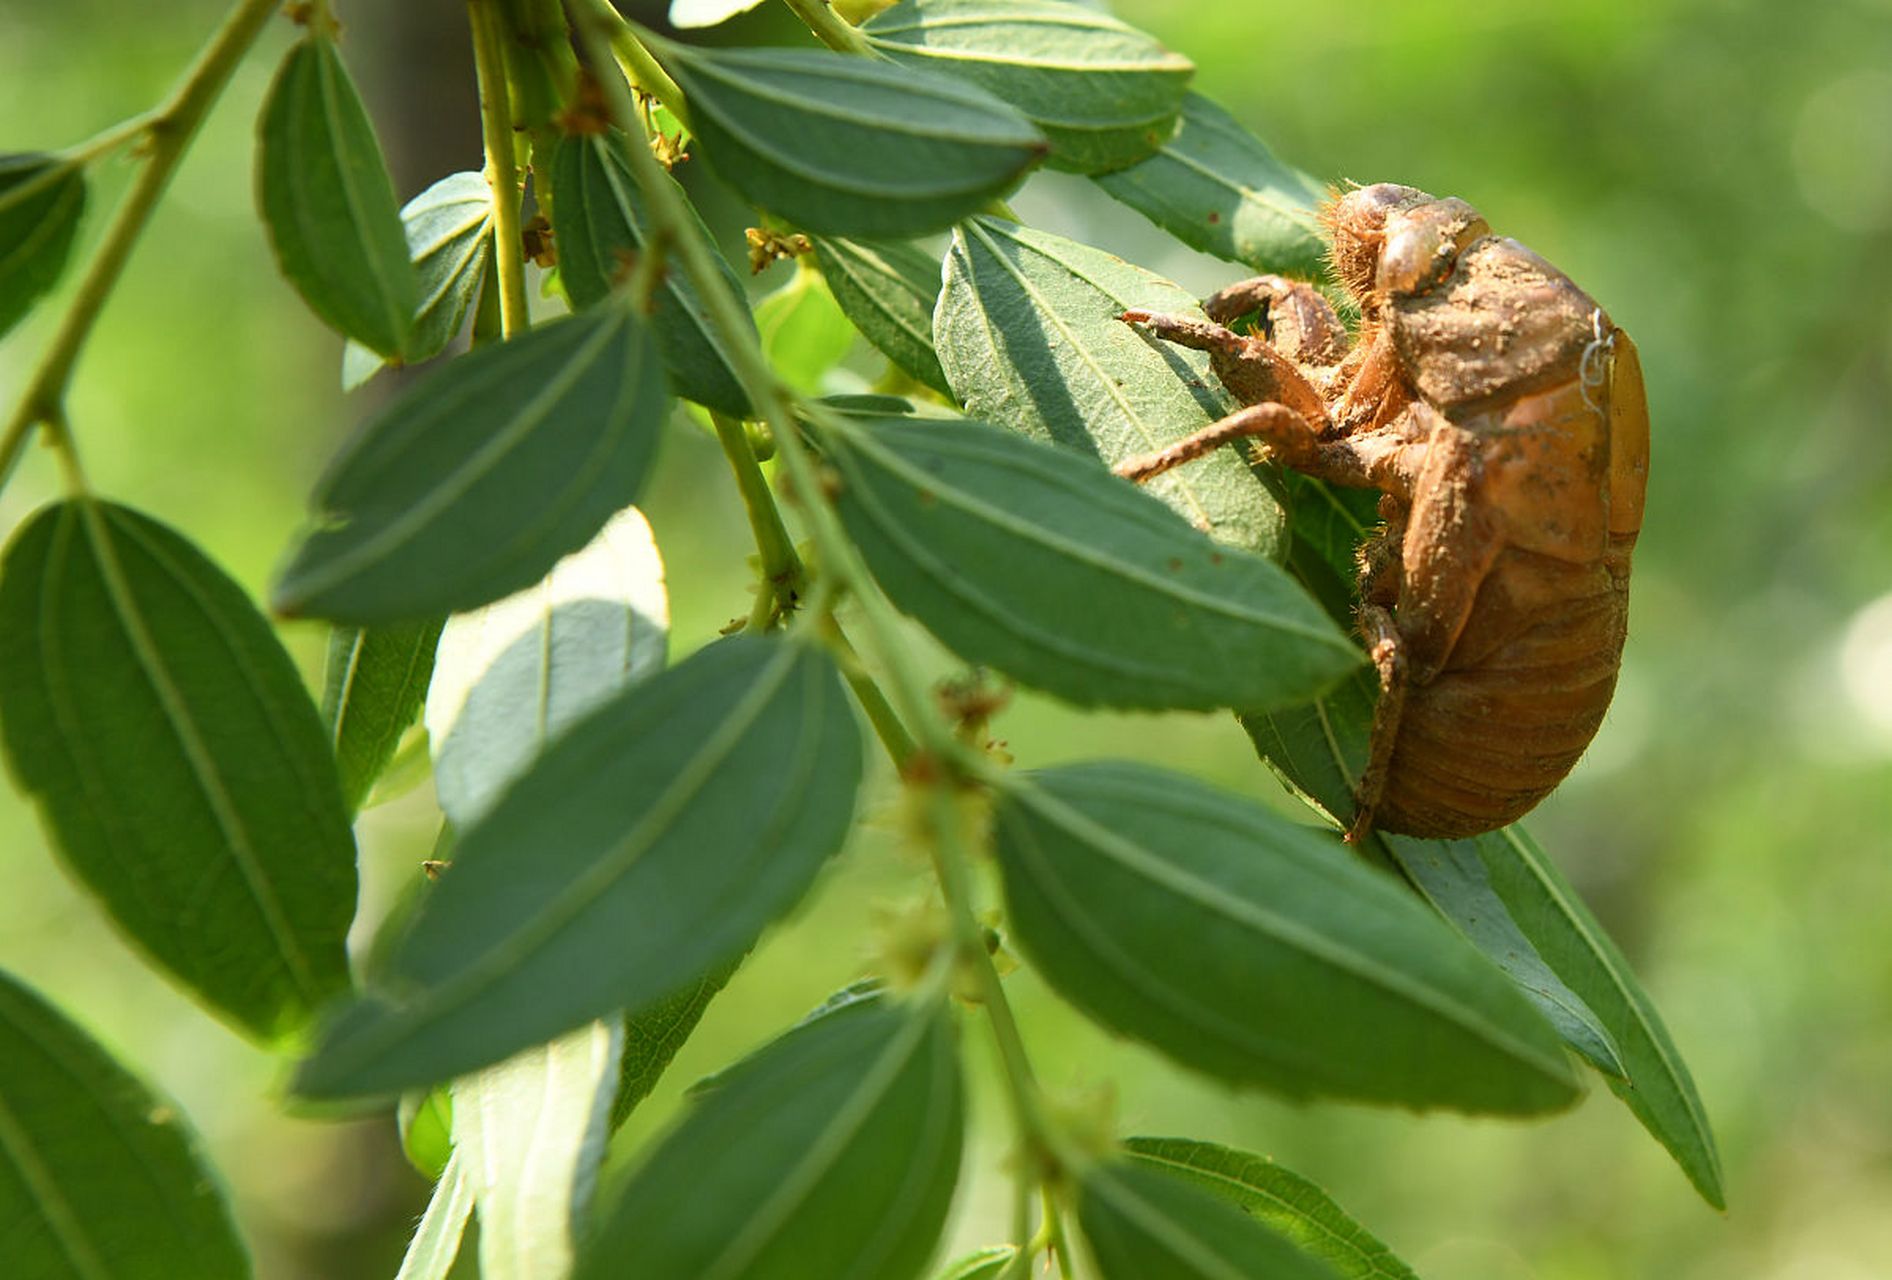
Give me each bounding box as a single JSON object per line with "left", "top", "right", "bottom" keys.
{"left": 0, "top": 0, "right": 282, "bottom": 496}
{"left": 467, "top": 0, "right": 531, "bottom": 338}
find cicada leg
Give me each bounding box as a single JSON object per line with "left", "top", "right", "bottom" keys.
{"left": 1347, "top": 603, "right": 1408, "bottom": 845}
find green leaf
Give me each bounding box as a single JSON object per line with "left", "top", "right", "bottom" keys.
{"left": 398, "top": 1086, "right": 454, "bottom": 1180}
{"left": 811, "top": 235, "right": 952, "bottom": 394}
{"left": 1389, "top": 835, "right": 1627, "bottom": 1080}
{"left": 1241, "top": 679, "right": 1723, "bottom": 1204}
{"left": 393, "top": 1155, "right": 474, "bottom": 1280}
{"left": 575, "top": 996, "right": 963, "bottom": 1280}
{"left": 453, "top": 1020, "right": 621, "bottom": 1280}
{"left": 688, "top": 977, "right": 888, "bottom": 1099}
{"left": 1094, "top": 93, "right": 1328, "bottom": 277}
{"left": 273, "top": 303, "right": 669, "bottom": 624}
{"left": 0, "top": 968, "right": 248, "bottom": 1279}
{"left": 611, "top": 957, "right": 741, "bottom": 1130}
{"left": 1124, "top": 1137, "right": 1418, "bottom": 1280}
{"left": 0, "top": 501, "right": 356, "bottom": 1042}
{"left": 0, "top": 153, "right": 86, "bottom": 339}
{"left": 549, "top": 131, "right": 753, "bottom": 418}
{"left": 321, "top": 619, "right": 443, "bottom": 815}
{"left": 813, "top": 408, "right": 1359, "bottom": 712}
{"left": 424, "top": 505, "right": 668, "bottom": 828}
{"left": 1077, "top": 1161, "right": 1338, "bottom": 1280}
{"left": 257, "top": 32, "right": 417, "bottom": 357}
{"left": 935, "top": 216, "right": 1288, "bottom": 559}
{"left": 932, "top": 1247, "right": 1018, "bottom": 1280}
{"left": 293, "top": 635, "right": 862, "bottom": 1098}
{"left": 1468, "top": 826, "right": 1726, "bottom": 1207}
{"left": 1280, "top": 474, "right": 1380, "bottom": 594}
{"left": 864, "top": 0, "right": 1193, "bottom": 175}
{"left": 648, "top": 36, "right": 1048, "bottom": 237}
{"left": 992, "top": 762, "right": 1580, "bottom": 1113}
{"left": 343, "top": 170, "right": 496, "bottom": 390}
{"left": 755, "top": 259, "right": 858, "bottom": 393}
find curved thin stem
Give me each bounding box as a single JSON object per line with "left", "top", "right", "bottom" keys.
{"left": 0, "top": 0, "right": 281, "bottom": 496}
{"left": 468, "top": 0, "right": 531, "bottom": 338}
{"left": 710, "top": 410, "right": 806, "bottom": 631}
{"left": 600, "top": 16, "right": 691, "bottom": 132}
{"left": 816, "top": 613, "right": 916, "bottom": 766}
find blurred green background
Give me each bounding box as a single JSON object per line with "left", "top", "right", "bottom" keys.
{"left": 3, "top": 0, "right": 1891, "bottom": 1276}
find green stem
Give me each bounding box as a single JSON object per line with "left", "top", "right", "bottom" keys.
{"left": 595, "top": 8, "right": 692, "bottom": 131}
{"left": 711, "top": 411, "right": 806, "bottom": 631}
{"left": 817, "top": 615, "right": 916, "bottom": 765}
{"left": 779, "top": 0, "right": 875, "bottom": 55}
{"left": 468, "top": 0, "right": 531, "bottom": 338}
{"left": 0, "top": 0, "right": 281, "bottom": 496}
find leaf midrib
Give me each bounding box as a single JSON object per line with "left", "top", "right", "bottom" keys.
{"left": 69, "top": 502, "right": 325, "bottom": 1006}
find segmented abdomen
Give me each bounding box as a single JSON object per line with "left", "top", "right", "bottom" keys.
{"left": 1376, "top": 553, "right": 1627, "bottom": 838}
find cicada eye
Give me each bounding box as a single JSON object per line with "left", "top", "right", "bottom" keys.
{"left": 1323, "top": 183, "right": 1429, "bottom": 304}
{"left": 1376, "top": 198, "right": 1491, "bottom": 297}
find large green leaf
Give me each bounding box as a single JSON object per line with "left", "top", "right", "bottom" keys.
{"left": 321, "top": 619, "right": 443, "bottom": 815}
{"left": 576, "top": 996, "right": 963, "bottom": 1280}
{"left": 1124, "top": 1137, "right": 1418, "bottom": 1280}
{"left": 813, "top": 408, "right": 1358, "bottom": 711}
{"left": 1242, "top": 679, "right": 1722, "bottom": 1204}
{"left": 993, "top": 762, "right": 1579, "bottom": 1113}
{"left": 0, "top": 501, "right": 356, "bottom": 1042}
{"left": 549, "top": 132, "right": 753, "bottom": 418}
{"left": 0, "top": 153, "right": 86, "bottom": 339}
{"left": 1077, "top": 1161, "right": 1338, "bottom": 1280}
{"left": 812, "top": 235, "right": 952, "bottom": 394}
{"left": 293, "top": 635, "right": 861, "bottom": 1098}
{"left": 424, "top": 505, "right": 668, "bottom": 828}
{"left": 864, "top": 0, "right": 1193, "bottom": 175}
{"left": 0, "top": 969, "right": 248, "bottom": 1279}
{"left": 453, "top": 1020, "right": 621, "bottom": 1280}
{"left": 256, "top": 32, "right": 417, "bottom": 357}
{"left": 1095, "top": 94, "right": 1328, "bottom": 277}
{"left": 648, "top": 37, "right": 1048, "bottom": 237}
{"left": 934, "top": 216, "right": 1288, "bottom": 559}
{"left": 273, "top": 303, "right": 669, "bottom": 624}
{"left": 343, "top": 170, "right": 495, "bottom": 389}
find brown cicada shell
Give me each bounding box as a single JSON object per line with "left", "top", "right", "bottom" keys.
{"left": 1117, "top": 183, "right": 1649, "bottom": 842}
